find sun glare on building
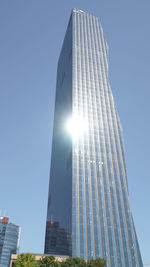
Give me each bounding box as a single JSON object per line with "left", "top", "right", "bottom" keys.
{"left": 66, "top": 115, "right": 88, "bottom": 139}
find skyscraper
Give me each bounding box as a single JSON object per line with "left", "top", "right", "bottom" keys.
{"left": 0, "top": 217, "right": 20, "bottom": 267}
{"left": 45, "top": 9, "right": 143, "bottom": 267}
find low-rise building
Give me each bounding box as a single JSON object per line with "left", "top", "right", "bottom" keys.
{"left": 9, "top": 253, "right": 68, "bottom": 267}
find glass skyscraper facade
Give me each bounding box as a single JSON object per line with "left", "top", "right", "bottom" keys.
{"left": 45, "top": 9, "right": 143, "bottom": 267}
{"left": 0, "top": 217, "right": 20, "bottom": 267}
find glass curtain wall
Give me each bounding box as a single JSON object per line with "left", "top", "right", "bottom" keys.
{"left": 45, "top": 9, "right": 143, "bottom": 267}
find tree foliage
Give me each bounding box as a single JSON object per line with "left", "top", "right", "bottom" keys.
{"left": 13, "top": 254, "right": 107, "bottom": 267}
{"left": 87, "top": 258, "right": 107, "bottom": 267}
{"left": 38, "top": 255, "right": 60, "bottom": 267}
{"left": 14, "top": 253, "right": 37, "bottom": 267}
{"left": 61, "top": 257, "right": 87, "bottom": 267}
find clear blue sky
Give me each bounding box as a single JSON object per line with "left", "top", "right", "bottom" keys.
{"left": 0, "top": 0, "right": 150, "bottom": 264}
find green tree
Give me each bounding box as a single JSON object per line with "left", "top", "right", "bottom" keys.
{"left": 60, "top": 257, "right": 87, "bottom": 267}
{"left": 87, "top": 258, "right": 107, "bottom": 267}
{"left": 38, "top": 255, "right": 60, "bottom": 267}
{"left": 14, "top": 253, "right": 37, "bottom": 267}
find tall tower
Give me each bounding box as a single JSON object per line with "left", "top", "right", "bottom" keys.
{"left": 0, "top": 217, "right": 20, "bottom": 267}
{"left": 45, "top": 9, "right": 143, "bottom": 267}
